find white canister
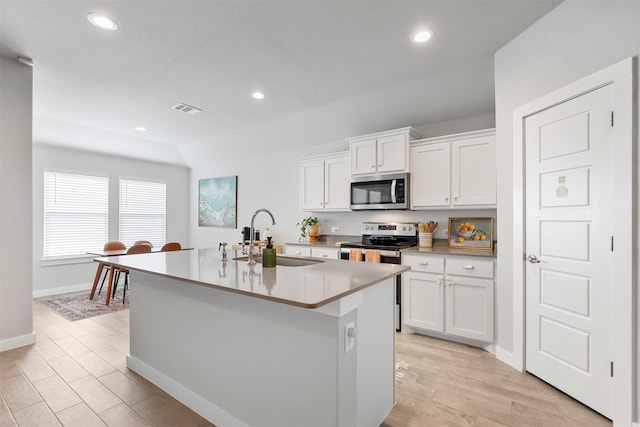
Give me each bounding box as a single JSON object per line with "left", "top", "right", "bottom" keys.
{"left": 419, "top": 232, "right": 433, "bottom": 248}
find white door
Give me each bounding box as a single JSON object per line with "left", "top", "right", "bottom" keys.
{"left": 323, "top": 155, "right": 350, "bottom": 210}
{"left": 451, "top": 136, "right": 496, "bottom": 206}
{"left": 350, "top": 139, "right": 377, "bottom": 175}
{"left": 300, "top": 159, "right": 325, "bottom": 211}
{"left": 525, "top": 84, "right": 614, "bottom": 417}
{"left": 410, "top": 142, "right": 451, "bottom": 207}
{"left": 377, "top": 134, "right": 406, "bottom": 173}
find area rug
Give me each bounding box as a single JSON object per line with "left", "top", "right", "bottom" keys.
{"left": 36, "top": 289, "right": 129, "bottom": 322}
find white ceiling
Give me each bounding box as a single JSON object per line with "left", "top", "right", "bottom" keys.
{"left": 0, "top": 0, "right": 560, "bottom": 167}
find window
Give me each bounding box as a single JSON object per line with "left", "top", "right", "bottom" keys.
{"left": 44, "top": 171, "right": 109, "bottom": 258}
{"left": 119, "top": 178, "right": 166, "bottom": 248}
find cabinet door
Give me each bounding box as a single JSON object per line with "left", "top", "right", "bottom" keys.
{"left": 300, "top": 159, "right": 325, "bottom": 211}
{"left": 310, "top": 247, "right": 338, "bottom": 259}
{"left": 445, "top": 275, "right": 493, "bottom": 342}
{"left": 285, "top": 245, "right": 312, "bottom": 257}
{"left": 451, "top": 136, "right": 496, "bottom": 206}
{"left": 403, "top": 272, "right": 444, "bottom": 333}
{"left": 350, "top": 139, "right": 377, "bottom": 175}
{"left": 323, "top": 155, "right": 350, "bottom": 210}
{"left": 410, "top": 142, "right": 451, "bottom": 207}
{"left": 377, "top": 134, "right": 407, "bottom": 173}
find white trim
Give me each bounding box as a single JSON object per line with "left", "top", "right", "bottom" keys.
{"left": 127, "top": 355, "right": 249, "bottom": 427}
{"left": 33, "top": 282, "right": 92, "bottom": 298}
{"left": 496, "top": 345, "right": 519, "bottom": 371}
{"left": 0, "top": 332, "right": 36, "bottom": 352}
{"left": 512, "top": 57, "right": 635, "bottom": 426}
{"left": 411, "top": 127, "right": 495, "bottom": 146}
{"left": 40, "top": 255, "right": 95, "bottom": 267}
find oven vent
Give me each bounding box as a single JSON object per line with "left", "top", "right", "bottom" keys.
{"left": 171, "top": 103, "right": 203, "bottom": 115}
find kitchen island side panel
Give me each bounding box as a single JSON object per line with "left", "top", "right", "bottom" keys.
{"left": 127, "top": 271, "right": 394, "bottom": 426}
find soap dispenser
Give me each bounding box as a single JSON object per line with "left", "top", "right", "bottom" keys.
{"left": 262, "top": 229, "right": 276, "bottom": 268}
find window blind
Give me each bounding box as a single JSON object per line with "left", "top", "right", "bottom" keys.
{"left": 44, "top": 171, "right": 109, "bottom": 258}
{"left": 119, "top": 179, "right": 166, "bottom": 248}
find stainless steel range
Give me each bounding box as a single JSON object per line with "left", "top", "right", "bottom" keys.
{"left": 340, "top": 222, "right": 417, "bottom": 331}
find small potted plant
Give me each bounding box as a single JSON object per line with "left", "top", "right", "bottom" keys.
{"left": 297, "top": 216, "right": 319, "bottom": 243}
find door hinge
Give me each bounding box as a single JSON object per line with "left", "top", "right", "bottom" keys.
{"left": 610, "top": 361, "right": 614, "bottom": 377}
{"left": 611, "top": 111, "right": 614, "bottom": 127}
{"left": 611, "top": 236, "right": 614, "bottom": 252}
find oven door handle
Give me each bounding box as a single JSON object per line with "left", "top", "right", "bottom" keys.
{"left": 391, "top": 179, "right": 397, "bottom": 204}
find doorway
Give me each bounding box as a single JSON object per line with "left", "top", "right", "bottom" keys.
{"left": 512, "top": 57, "right": 634, "bottom": 425}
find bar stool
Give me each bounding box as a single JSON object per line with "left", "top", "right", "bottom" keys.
{"left": 110, "top": 244, "right": 152, "bottom": 304}
{"left": 90, "top": 241, "right": 125, "bottom": 301}
{"left": 161, "top": 242, "right": 182, "bottom": 251}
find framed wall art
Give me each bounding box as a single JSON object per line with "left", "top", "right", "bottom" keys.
{"left": 448, "top": 217, "right": 493, "bottom": 251}
{"left": 198, "top": 176, "right": 237, "bottom": 228}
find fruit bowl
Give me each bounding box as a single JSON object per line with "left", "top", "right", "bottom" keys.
{"left": 456, "top": 229, "right": 475, "bottom": 239}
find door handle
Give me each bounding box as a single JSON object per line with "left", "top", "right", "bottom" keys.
{"left": 527, "top": 254, "right": 541, "bottom": 264}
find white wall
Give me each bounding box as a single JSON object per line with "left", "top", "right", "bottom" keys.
{"left": 32, "top": 145, "right": 190, "bottom": 295}
{"left": 0, "top": 55, "right": 34, "bottom": 350}
{"left": 494, "top": 0, "right": 639, "bottom": 420}
{"left": 188, "top": 114, "right": 496, "bottom": 250}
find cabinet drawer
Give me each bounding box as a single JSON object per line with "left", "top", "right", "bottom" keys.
{"left": 311, "top": 247, "right": 338, "bottom": 259}
{"left": 402, "top": 253, "right": 444, "bottom": 274}
{"left": 446, "top": 257, "right": 494, "bottom": 278}
{"left": 285, "top": 245, "right": 311, "bottom": 257}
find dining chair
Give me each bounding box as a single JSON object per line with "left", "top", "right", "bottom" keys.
{"left": 111, "top": 244, "right": 152, "bottom": 304}
{"left": 133, "top": 240, "right": 153, "bottom": 247}
{"left": 95, "top": 241, "right": 126, "bottom": 296}
{"left": 161, "top": 242, "right": 182, "bottom": 251}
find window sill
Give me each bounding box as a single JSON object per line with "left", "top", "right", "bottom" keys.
{"left": 40, "top": 255, "right": 96, "bottom": 267}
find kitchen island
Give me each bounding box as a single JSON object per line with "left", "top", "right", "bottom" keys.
{"left": 95, "top": 248, "right": 409, "bottom": 427}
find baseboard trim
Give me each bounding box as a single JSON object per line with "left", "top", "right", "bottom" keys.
{"left": 33, "top": 283, "right": 92, "bottom": 298}
{"left": 496, "top": 345, "right": 521, "bottom": 371}
{"left": 0, "top": 332, "right": 36, "bottom": 352}
{"left": 127, "top": 355, "right": 248, "bottom": 427}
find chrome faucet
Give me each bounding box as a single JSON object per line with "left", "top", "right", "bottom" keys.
{"left": 247, "top": 208, "right": 276, "bottom": 265}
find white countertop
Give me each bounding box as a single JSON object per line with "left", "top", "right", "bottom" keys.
{"left": 95, "top": 248, "right": 409, "bottom": 309}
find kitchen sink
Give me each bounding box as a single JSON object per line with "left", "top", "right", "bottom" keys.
{"left": 233, "top": 255, "right": 324, "bottom": 267}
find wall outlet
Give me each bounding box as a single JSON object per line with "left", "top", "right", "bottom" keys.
{"left": 345, "top": 321, "right": 355, "bottom": 353}
{"left": 331, "top": 227, "right": 339, "bottom": 233}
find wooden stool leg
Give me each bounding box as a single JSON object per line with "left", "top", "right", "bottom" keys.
{"left": 105, "top": 266, "right": 115, "bottom": 306}
{"left": 90, "top": 263, "right": 104, "bottom": 300}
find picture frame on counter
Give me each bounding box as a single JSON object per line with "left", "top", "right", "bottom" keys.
{"left": 198, "top": 175, "right": 238, "bottom": 228}
{"left": 448, "top": 217, "right": 493, "bottom": 251}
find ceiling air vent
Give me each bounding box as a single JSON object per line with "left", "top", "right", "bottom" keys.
{"left": 172, "top": 103, "right": 202, "bottom": 115}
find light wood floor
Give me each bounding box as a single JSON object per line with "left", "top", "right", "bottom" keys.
{"left": 0, "top": 303, "right": 612, "bottom": 427}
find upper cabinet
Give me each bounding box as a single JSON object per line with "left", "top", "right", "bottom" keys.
{"left": 299, "top": 152, "right": 350, "bottom": 212}
{"left": 411, "top": 129, "right": 496, "bottom": 209}
{"left": 348, "top": 127, "right": 419, "bottom": 176}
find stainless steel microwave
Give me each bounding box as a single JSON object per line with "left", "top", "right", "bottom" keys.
{"left": 350, "top": 173, "right": 409, "bottom": 210}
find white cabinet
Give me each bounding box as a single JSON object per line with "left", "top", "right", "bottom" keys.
{"left": 285, "top": 244, "right": 311, "bottom": 257}
{"left": 402, "top": 253, "right": 494, "bottom": 343}
{"left": 285, "top": 244, "right": 338, "bottom": 260}
{"left": 299, "top": 152, "right": 350, "bottom": 212}
{"left": 411, "top": 128, "right": 496, "bottom": 208}
{"left": 310, "top": 246, "right": 339, "bottom": 259}
{"left": 348, "top": 127, "right": 419, "bottom": 176}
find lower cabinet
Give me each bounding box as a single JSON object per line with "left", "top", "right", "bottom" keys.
{"left": 402, "top": 253, "right": 494, "bottom": 343}
{"left": 285, "top": 244, "right": 338, "bottom": 259}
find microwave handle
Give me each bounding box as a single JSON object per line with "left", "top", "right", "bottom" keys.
{"left": 391, "top": 179, "right": 397, "bottom": 204}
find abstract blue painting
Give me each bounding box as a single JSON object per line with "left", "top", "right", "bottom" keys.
{"left": 198, "top": 176, "right": 237, "bottom": 227}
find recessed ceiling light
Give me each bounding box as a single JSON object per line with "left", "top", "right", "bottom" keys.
{"left": 87, "top": 13, "right": 118, "bottom": 31}
{"left": 251, "top": 91, "right": 265, "bottom": 100}
{"left": 412, "top": 30, "right": 433, "bottom": 43}
{"left": 135, "top": 126, "right": 147, "bottom": 132}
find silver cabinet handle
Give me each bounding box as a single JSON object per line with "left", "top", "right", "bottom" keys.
{"left": 463, "top": 264, "right": 475, "bottom": 270}
{"left": 437, "top": 280, "right": 443, "bottom": 286}
{"left": 321, "top": 254, "right": 328, "bottom": 258}
{"left": 445, "top": 197, "right": 449, "bottom": 202}
{"left": 371, "top": 165, "right": 375, "bottom": 168}
{"left": 447, "top": 281, "right": 453, "bottom": 286}
{"left": 296, "top": 251, "right": 302, "bottom": 256}
{"left": 527, "top": 254, "right": 541, "bottom": 264}
{"left": 418, "top": 261, "right": 428, "bottom": 266}
{"left": 378, "top": 164, "right": 382, "bottom": 167}
{"left": 454, "top": 196, "right": 458, "bottom": 201}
